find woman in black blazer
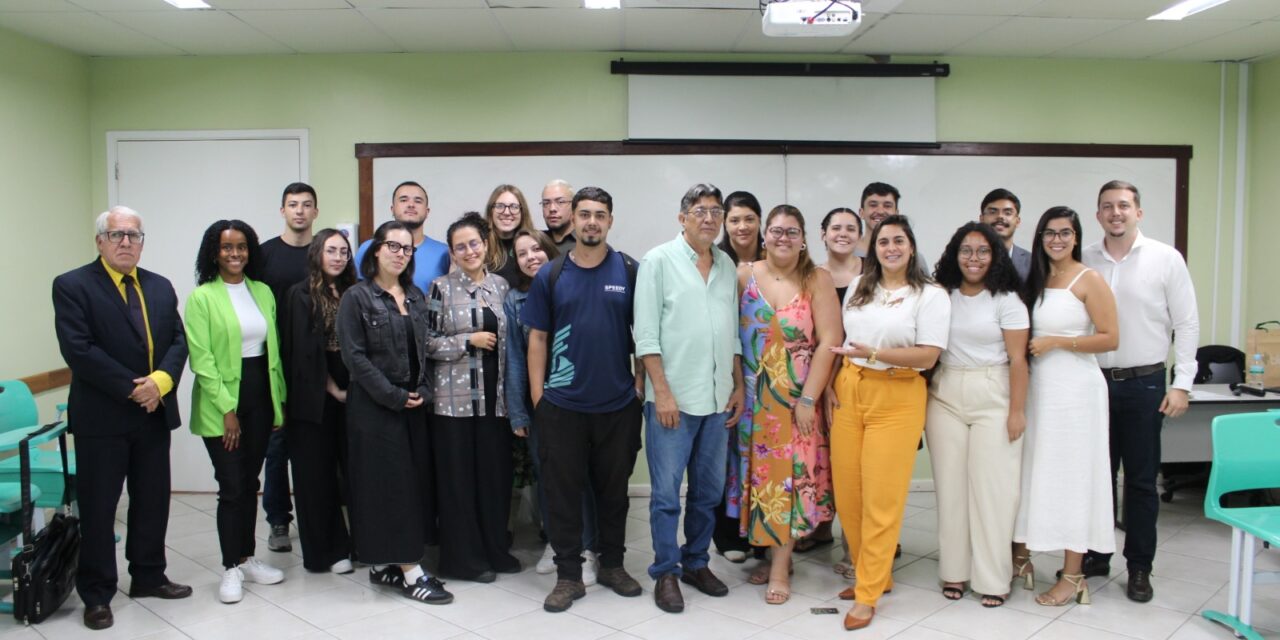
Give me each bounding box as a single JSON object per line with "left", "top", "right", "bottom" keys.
{"left": 281, "top": 229, "right": 357, "bottom": 574}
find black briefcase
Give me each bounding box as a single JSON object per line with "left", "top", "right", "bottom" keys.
{"left": 11, "top": 422, "right": 79, "bottom": 625}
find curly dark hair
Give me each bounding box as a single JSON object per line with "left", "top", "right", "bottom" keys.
{"left": 359, "top": 220, "right": 416, "bottom": 291}
{"left": 447, "top": 211, "right": 491, "bottom": 252}
{"left": 1023, "top": 206, "right": 1084, "bottom": 308}
{"left": 195, "top": 219, "right": 262, "bottom": 285}
{"left": 933, "top": 222, "right": 1021, "bottom": 295}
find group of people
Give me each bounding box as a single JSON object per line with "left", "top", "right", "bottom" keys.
{"left": 52, "top": 174, "right": 1197, "bottom": 633}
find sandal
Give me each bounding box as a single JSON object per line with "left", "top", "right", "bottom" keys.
{"left": 981, "top": 593, "right": 1007, "bottom": 608}
{"left": 1036, "top": 573, "right": 1090, "bottom": 606}
{"left": 941, "top": 583, "right": 965, "bottom": 600}
{"left": 765, "top": 579, "right": 791, "bottom": 605}
{"left": 1012, "top": 553, "right": 1035, "bottom": 591}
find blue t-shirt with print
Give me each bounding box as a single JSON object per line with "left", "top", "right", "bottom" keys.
{"left": 521, "top": 249, "right": 635, "bottom": 413}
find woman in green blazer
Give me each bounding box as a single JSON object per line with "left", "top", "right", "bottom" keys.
{"left": 185, "top": 219, "right": 287, "bottom": 605}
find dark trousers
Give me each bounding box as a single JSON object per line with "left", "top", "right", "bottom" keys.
{"left": 203, "top": 356, "right": 274, "bottom": 569}
{"left": 288, "top": 394, "right": 351, "bottom": 571}
{"left": 262, "top": 428, "right": 293, "bottom": 526}
{"left": 536, "top": 398, "right": 642, "bottom": 581}
{"left": 1088, "top": 368, "right": 1165, "bottom": 573}
{"left": 433, "top": 414, "right": 518, "bottom": 579}
{"left": 74, "top": 419, "right": 171, "bottom": 607}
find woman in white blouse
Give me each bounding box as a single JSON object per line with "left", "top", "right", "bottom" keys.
{"left": 925, "top": 222, "right": 1029, "bottom": 608}
{"left": 829, "top": 215, "right": 951, "bottom": 631}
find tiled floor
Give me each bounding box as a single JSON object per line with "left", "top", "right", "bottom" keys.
{"left": 5, "top": 489, "right": 1278, "bottom": 640}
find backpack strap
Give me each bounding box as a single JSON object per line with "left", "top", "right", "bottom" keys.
{"left": 543, "top": 255, "right": 569, "bottom": 381}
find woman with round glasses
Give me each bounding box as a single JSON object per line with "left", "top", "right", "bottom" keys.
{"left": 925, "top": 222, "right": 1028, "bottom": 608}
{"left": 280, "top": 229, "right": 357, "bottom": 575}
{"left": 484, "top": 184, "right": 537, "bottom": 288}
{"left": 735, "top": 205, "right": 842, "bottom": 604}
{"left": 185, "top": 219, "right": 287, "bottom": 603}
{"left": 338, "top": 220, "right": 452, "bottom": 604}
{"left": 427, "top": 212, "right": 519, "bottom": 582}
{"left": 1013, "top": 207, "right": 1117, "bottom": 608}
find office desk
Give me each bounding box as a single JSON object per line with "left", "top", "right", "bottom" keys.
{"left": 1163, "top": 384, "right": 1280, "bottom": 463}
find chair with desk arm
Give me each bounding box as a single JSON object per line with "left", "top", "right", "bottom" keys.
{"left": 1161, "top": 346, "right": 1246, "bottom": 503}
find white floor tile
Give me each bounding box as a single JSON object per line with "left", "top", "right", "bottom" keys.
{"left": 273, "top": 582, "right": 406, "bottom": 630}
{"left": 692, "top": 580, "right": 824, "bottom": 628}
{"left": 326, "top": 604, "right": 466, "bottom": 640}
{"left": 1059, "top": 592, "right": 1192, "bottom": 640}
{"left": 625, "top": 605, "right": 764, "bottom": 640}
{"left": 918, "top": 598, "right": 1052, "bottom": 640}
{"left": 565, "top": 587, "right": 666, "bottom": 630}
{"left": 412, "top": 583, "right": 541, "bottom": 628}
{"left": 478, "top": 608, "right": 615, "bottom": 640}
{"left": 30, "top": 600, "right": 175, "bottom": 640}
{"left": 180, "top": 601, "right": 319, "bottom": 640}
{"left": 1029, "top": 619, "right": 1143, "bottom": 640}
{"left": 1092, "top": 571, "right": 1218, "bottom": 614}
{"left": 135, "top": 582, "right": 271, "bottom": 628}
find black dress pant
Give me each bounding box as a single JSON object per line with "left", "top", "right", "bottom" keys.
{"left": 535, "top": 398, "right": 642, "bottom": 581}
{"left": 203, "top": 355, "right": 274, "bottom": 569}
{"left": 288, "top": 393, "right": 352, "bottom": 572}
{"left": 74, "top": 415, "right": 171, "bottom": 607}
{"left": 433, "top": 414, "right": 518, "bottom": 579}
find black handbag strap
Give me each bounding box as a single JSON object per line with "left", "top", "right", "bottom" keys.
{"left": 18, "top": 422, "right": 67, "bottom": 545}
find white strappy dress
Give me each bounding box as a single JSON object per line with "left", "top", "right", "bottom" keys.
{"left": 1013, "top": 269, "right": 1116, "bottom": 554}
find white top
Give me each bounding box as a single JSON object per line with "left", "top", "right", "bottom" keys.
{"left": 226, "top": 280, "right": 267, "bottom": 358}
{"left": 1082, "top": 232, "right": 1199, "bottom": 391}
{"left": 940, "top": 289, "right": 1029, "bottom": 368}
{"left": 841, "top": 275, "right": 951, "bottom": 370}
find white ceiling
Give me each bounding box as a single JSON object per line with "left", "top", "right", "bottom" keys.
{"left": 1, "top": 0, "right": 1278, "bottom": 61}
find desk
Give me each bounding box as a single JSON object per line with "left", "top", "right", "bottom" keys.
{"left": 1163, "top": 384, "right": 1280, "bottom": 463}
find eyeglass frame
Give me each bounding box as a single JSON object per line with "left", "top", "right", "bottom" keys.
{"left": 686, "top": 206, "right": 725, "bottom": 220}
{"left": 382, "top": 240, "right": 415, "bottom": 256}
{"left": 101, "top": 230, "right": 146, "bottom": 244}
{"left": 1041, "top": 228, "right": 1076, "bottom": 241}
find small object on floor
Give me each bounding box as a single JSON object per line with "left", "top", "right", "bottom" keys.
{"left": 582, "top": 550, "right": 599, "bottom": 586}
{"left": 895, "top": 543, "right": 902, "bottom": 559}
{"left": 536, "top": 544, "right": 556, "bottom": 574}
{"left": 543, "top": 579, "right": 587, "bottom": 612}
{"left": 654, "top": 574, "right": 684, "bottom": 613}
{"left": 843, "top": 607, "right": 875, "bottom": 631}
{"left": 981, "top": 593, "right": 1007, "bottom": 608}
{"left": 267, "top": 524, "right": 292, "bottom": 552}
{"left": 723, "top": 549, "right": 747, "bottom": 563}
{"left": 941, "top": 583, "right": 965, "bottom": 600}
{"left": 597, "top": 566, "right": 642, "bottom": 597}
{"left": 83, "top": 605, "right": 113, "bottom": 630}
{"left": 1127, "top": 569, "right": 1154, "bottom": 602}
{"left": 369, "top": 565, "right": 406, "bottom": 588}
{"left": 128, "top": 579, "right": 193, "bottom": 599}
{"left": 330, "top": 558, "right": 354, "bottom": 574}
{"left": 219, "top": 567, "right": 244, "bottom": 604}
{"left": 794, "top": 536, "right": 834, "bottom": 553}
{"left": 404, "top": 576, "right": 454, "bottom": 605}
{"left": 240, "top": 557, "right": 285, "bottom": 584}
{"left": 681, "top": 567, "right": 728, "bottom": 596}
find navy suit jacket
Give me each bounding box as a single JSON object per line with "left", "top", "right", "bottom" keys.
{"left": 1011, "top": 244, "right": 1032, "bottom": 283}
{"left": 52, "top": 259, "right": 188, "bottom": 436}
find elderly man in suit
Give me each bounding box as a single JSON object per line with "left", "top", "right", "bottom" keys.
{"left": 53, "top": 206, "right": 192, "bottom": 630}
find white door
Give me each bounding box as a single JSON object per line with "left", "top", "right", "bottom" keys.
{"left": 110, "top": 130, "right": 307, "bottom": 491}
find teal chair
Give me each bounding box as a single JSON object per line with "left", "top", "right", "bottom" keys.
{"left": 0, "top": 380, "right": 73, "bottom": 507}
{"left": 1202, "top": 412, "right": 1280, "bottom": 640}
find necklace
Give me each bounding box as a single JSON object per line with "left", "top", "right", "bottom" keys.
{"left": 763, "top": 262, "right": 795, "bottom": 282}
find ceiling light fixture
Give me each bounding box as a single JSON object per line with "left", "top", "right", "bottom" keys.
{"left": 1148, "top": 0, "right": 1233, "bottom": 20}
{"left": 163, "top": 0, "right": 212, "bottom": 8}
{"left": 584, "top": 0, "right": 621, "bottom": 8}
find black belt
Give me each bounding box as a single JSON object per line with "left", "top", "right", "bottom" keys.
{"left": 1101, "top": 363, "right": 1165, "bottom": 381}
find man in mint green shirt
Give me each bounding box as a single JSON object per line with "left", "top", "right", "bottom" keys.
{"left": 635, "top": 183, "right": 744, "bottom": 614}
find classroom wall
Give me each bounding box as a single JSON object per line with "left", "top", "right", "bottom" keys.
{"left": 1248, "top": 57, "right": 1280, "bottom": 332}
{"left": 0, "top": 27, "right": 89, "bottom": 418}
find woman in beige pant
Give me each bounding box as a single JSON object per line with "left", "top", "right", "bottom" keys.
{"left": 925, "top": 222, "right": 1029, "bottom": 607}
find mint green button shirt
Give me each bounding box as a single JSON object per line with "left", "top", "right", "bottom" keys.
{"left": 634, "top": 233, "right": 741, "bottom": 416}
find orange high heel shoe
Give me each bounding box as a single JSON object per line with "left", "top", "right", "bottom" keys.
{"left": 843, "top": 607, "right": 875, "bottom": 631}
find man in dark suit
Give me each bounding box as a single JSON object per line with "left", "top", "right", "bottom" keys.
{"left": 53, "top": 206, "right": 193, "bottom": 630}
{"left": 979, "top": 188, "right": 1032, "bottom": 281}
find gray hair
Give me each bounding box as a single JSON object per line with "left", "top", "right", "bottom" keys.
{"left": 543, "top": 179, "right": 574, "bottom": 194}
{"left": 680, "top": 183, "right": 723, "bottom": 212}
{"left": 95, "top": 205, "right": 144, "bottom": 235}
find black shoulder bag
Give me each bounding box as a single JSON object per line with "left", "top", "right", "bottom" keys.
{"left": 11, "top": 422, "right": 79, "bottom": 624}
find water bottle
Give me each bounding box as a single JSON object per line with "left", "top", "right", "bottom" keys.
{"left": 1247, "top": 353, "right": 1266, "bottom": 388}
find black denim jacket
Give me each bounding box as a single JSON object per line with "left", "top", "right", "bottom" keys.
{"left": 337, "top": 279, "right": 433, "bottom": 410}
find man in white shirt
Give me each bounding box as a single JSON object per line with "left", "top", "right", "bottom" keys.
{"left": 1080, "top": 180, "right": 1199, "bottom": 603}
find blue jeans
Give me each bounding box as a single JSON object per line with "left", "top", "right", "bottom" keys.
{"left": 645, "top": 403, "right": 728, "bottom": 579}
{"left": 262, "top": 427, "right": 293, "bottom": 527}
{"left": 529, "top": 416, "right": 599, "bottom": 551}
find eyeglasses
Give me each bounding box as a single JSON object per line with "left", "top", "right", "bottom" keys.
{"left": 1041, "top": 229, "right": 1076, "bottom": 241}
{"left": 687, "top": 207, "right": 725, "bottom": 220}
{"left": 766, "top": 226, "right": 803, "bottom": 240}
{"left": 492, "top": 203, "right": 521, "bottom": 214}
{"left": 540, "top": 198, "right": 570, "bottom": 208}
{"left": 382, "top": 241, "right": 415, "bottom": 256}
{"left": 958, "top": 246, "right": 992, "bottom": 258}
{"left": 452, "top": 239, "right": 484, "bottom": 255}
{"left": 323, "top": 247, "right": 350, "bottom": 259}
{"left": 102, "top": 230, "right": 145, "bottom": 244}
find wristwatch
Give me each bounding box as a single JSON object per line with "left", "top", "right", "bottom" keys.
{"left": 798, "top": 395, "right": 815, "bottom": 408}
{"left": 867, "top": 348, "right": 879, "bottom": 365}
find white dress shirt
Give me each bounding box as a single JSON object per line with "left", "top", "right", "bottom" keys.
{"left": 1082, "top": 231, "right": 1199, "bottom": 391}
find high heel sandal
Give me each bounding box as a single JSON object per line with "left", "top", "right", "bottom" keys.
{"left": 1035, "top": 573, "right": 1090, "bottom": 606}
{"left": 1012, "top": 554, "right": 1035, "bottom": 591}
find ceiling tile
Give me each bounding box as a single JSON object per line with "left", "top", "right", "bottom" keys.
{"left": 231, "top": 9, "right": 399, "bottom": 53}
{"left": 346, "top": 0, "right": 485, "bottom": 7}
{"left": 67, "top": 0, "right": 192, "bottom": 10}
{"left": 102, "top": 10, "right": 294, "bottom": 54}
{"left": 1054, "top": 18, "right": 1253, "bottom": 59}
{"left": 622, "top": 7, "right": 752, "bottom": 51}
{"left": 1155, "top": 20, "right": 1280, "bottom": 61}
{"left": 0, "top": 10, "right": 184, "bottom": 54}
{"left": 211, "top": 0, "right": 352, "bottom": 8}
{"left": 733, "top": 11, "right": 883, "bottom": 54}
{"left": 1178, "top": 0, "right": 1280, "bottom": 20}
{"left": 843, "top": 13, "right": 1005, "bottom": 55}
{"left": 948, "top": 16, "right": 1126, "bottom": 57}
{"left": 359, "top": 8, "right": 511, "bottom": 51}
{"left": 495, "top": 0, "right": 588, "bottom": 7}
{"left": 0, "top": 0, "right": 81, "bottom": 11}
{"left": 490, "top": 8, "right": 623, "bottom": 51}
{"left": 624, "top": 0, "right": 756, "bottom": 7}
{"left": 893, "top": 0, "right": 1041, "bottom": 16}
{"left": 1022, "top": 0, "right": 1172, "bottom": 20}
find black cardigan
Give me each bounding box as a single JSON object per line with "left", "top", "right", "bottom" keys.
{"left": 280, "top": 281, "right": 336, "bottom": 424}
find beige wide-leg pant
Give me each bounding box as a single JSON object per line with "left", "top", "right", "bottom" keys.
{"left": 924, "top": 364, "right": 1022, "bottom": 596}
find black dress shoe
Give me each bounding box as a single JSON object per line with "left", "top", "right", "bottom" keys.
{"left": 1127, "top": 569, "right": 1154, "bottom": 602}
{"left": 129, "top": 580, "right": 194, "bottom": 600}
{"left": 84, "top": 605, "right": 114, "bottom": 630}
{"left": 679, "top": 567, "right": 728, "bottom": 597}
{"left": 1057, "top": 555, "right": 1111, "bottom": 579}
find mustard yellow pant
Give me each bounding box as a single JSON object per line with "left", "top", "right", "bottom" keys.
{"left": 831, "top": 363, "right": 926, "bottom": 607}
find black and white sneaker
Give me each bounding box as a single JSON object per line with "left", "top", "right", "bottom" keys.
{"left": 403, "top": 576, "right": 453, "bottom": 605}
{"left": 369, "top": 566, "right": 405, "bottom": 588}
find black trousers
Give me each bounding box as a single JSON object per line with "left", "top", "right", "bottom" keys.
{"left": 203, "top": 356, "right": 274, "bottom": 569}
{"left": 288, "top": 393, "right": 352, "bottom": 572}
{"left": 535, "top": 398, "right": 642, "bottom": 581}
{"left": 433, "top": 413, "right": 518, "bottom": 579}
{"left": 74, "top": 417, "right": 171, "bottom": 607}
{"left": 1088, "top": 368, "right": 1166, "bottom": 573}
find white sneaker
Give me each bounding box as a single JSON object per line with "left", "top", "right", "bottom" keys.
{"left": 536, "top": 544, "right": 556, "bottom": 574}
{"left": 239, "top": 557, "right": 284, "bottom": 585}
{"left": 582, "top": 551, "right": 599, "bottom": 587}
{"left": 330, "top": 558, "right": 354, "bottom": 574}
{"left": 219, "top": 567, "right": 244, "bottom": 604}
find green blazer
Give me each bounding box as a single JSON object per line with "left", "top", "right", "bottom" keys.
{"left": 185, "top": 276, "right": 286, "bottom": 437}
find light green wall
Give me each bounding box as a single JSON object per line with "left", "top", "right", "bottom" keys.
{"left": 1248, "top": 58, "right": 1279, "bottom": 333}
{"left": 0, "top": 27, "right": 89, "bottom": 418}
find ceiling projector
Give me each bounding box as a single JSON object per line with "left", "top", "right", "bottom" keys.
{"left": 762, "top": 0, "right": 861, "bottom": 38}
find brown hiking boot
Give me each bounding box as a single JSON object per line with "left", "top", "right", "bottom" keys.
{"left": 597, "top": 566, "right": 642, "bottom": 597}
{"left": 543, "top": 579, "right": 586, "bottom": 612}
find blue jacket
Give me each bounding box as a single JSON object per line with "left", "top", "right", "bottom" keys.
{"left": 503, "top": 288, "right": 532, "bottom": 431}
